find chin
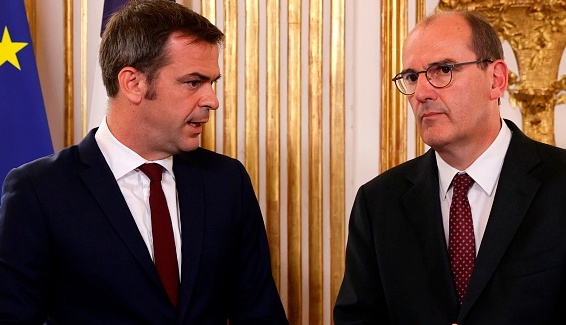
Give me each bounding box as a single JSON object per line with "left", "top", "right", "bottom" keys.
{"left": 420, "top": 132, "right": 447, "bottom": 150}
{"left": 180, "top": 141, "right": 200, "bottom": 152}
{"left": 184, "top": 145, "right": 200, "bottom": 152}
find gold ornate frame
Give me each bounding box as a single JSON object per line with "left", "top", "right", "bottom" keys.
{"left": 438, "top": 0, "right": 566, "bottom": 146}
{"left": 380, "top": 0, "right": 428, "bottom": 172}
{"left": 199, "top": 2, "right": 346, "bottom": 324}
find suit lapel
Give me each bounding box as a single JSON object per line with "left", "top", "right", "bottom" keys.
{"left": 174, "top": 151, "right": 206, "bottom": 322}
{"left": 458, "top": 122, "right": 542, "bottom": 321}
{"left": 402, "top": 151, "right": 460, "bottom": 310}
{"left": 77, "top": 130, "right": 162, "bottom": 287}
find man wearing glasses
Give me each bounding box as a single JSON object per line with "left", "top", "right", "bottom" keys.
{"left": 334, "top": 10, "right": 566, "bottom": 325}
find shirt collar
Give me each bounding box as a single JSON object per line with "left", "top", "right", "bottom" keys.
{"left": 437, "top": 119, "right": 512, "bottom": 198}
{"left": 94, "top": 117, "right": 174, "bottom": 180}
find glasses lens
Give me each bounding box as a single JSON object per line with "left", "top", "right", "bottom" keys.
{"left": 393, "top": 76, "right": 406, "bottom": 94}
{"left": 397, "top": 72, "right": 418, "bottom": 94}
{"left": 426, "top": 65, "right": 452, "bottom": 88}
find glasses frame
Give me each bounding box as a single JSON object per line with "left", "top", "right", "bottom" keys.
{"left": 392, "top": 59, "right": 494, "bottom": 95}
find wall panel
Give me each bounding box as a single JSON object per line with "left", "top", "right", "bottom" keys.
{"left": 199, "top": 1, "right": 346, "bottom": 323}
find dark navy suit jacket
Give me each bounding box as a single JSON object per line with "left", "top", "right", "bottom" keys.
{"left": 0, "top": 129, "right": 287, "bottom": 324}
{"left": 334, "top": 120, "right": 566, "bottom": 324}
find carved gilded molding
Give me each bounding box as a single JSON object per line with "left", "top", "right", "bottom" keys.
{"left": 415, "top": 0, "right": 427, "bottom": 157}
{"left": 265, "top": 0, "right": 282, "bottom": 292}
{"left": 245, "top": 0, "right": 260, "bottom": 194}
{"left": 200, "top": 0, "right": 217, "bottom": 151}
{"left": 382, "top": 0, "right": 429, "bottom": 163}
{"left": 308, "top": 0, "right": 324, "bottom": 323}
{"left": 23, "top": 0, "right": 36, "bottom": 46}
{"left": 64, "top": 0, "right": 74, "bottom": 146}
{"left": 287, "top": 1, "right": 302, "bottom": 323}
{"left": 223, "top": 0, "right": 238, "bottom": 157}
{"left": 438, "top": 0, "right": 566, "bottom": 145}
{"left": 380, "top": 0, "right": 408, "bottom": 172}
{"left": 330, "top": 0, "right": 346, "bottom": 323}
{"left": 197, "top": 2, "right": 346, "bottom": 323}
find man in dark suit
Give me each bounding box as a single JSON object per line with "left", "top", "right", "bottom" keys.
{"left": 334, "top": 10, "right": 566, "bottom": 325}
{"left": 0, "top": 1, "right": 287, "bottom": 324}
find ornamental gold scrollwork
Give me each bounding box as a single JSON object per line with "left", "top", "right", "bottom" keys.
{"left": 438, "top": 0, "right": 566, "bottom": 145}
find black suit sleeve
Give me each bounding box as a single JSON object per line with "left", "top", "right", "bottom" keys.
{"left": 227, "top": 161, "right": 288, "bottom": 324}
{"left": 334, "top": 186, "right": 390, "bottom": 324}
{"left": 0, "top": 167, "right": 51, "bottom": 324}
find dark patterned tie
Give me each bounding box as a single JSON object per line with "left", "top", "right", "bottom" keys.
{"left": 139, "top": 163, "right": 179, "bottom": 307}
{"left": 449, "top": 172, "right": 475, "bottom": 304}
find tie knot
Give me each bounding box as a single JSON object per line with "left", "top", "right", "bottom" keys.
{"left": 452, "top": 173, "right": 474, "bottom": 198}
{"left": 139, "top": 163, "right": 164, "bottom": 182}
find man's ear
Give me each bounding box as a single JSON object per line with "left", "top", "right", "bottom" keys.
{"left": 490, "top": 60, "right": 508, "bottom": 101}
{"left": 117, "top": 67, "right": 147, "bottom": 104}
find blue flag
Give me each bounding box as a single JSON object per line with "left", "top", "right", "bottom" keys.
{"left": 101, "top": 0, "right": 176, "bottom": 36}
{"left": 0, "top": 1, "right": 53, "bottom": 195}
{"left": 101, "top": 0, "right": 128, "bottom": 36}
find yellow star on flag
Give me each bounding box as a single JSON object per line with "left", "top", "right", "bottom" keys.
{"left": 0, "top": 26, "right": 28, "bottom": 70}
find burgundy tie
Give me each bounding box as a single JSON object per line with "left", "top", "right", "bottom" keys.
{"left": 139, "top": 163, "right": 179, "bottom": 307}
{"left": 449, "top": 172, "right": 475, "bottom": 304}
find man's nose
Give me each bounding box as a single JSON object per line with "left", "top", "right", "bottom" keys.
{"left": 201, "top": 85, "right": 220, "bottom": 110}
{"left": 412, "top": 73, "right": 436, "bottom": 101}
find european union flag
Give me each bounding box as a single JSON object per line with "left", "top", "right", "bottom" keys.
{"left": 101, "top": 0, "right": 128, "bottom": 36}
{"left": 0, "top": 1, "right": 53, "bottom": 196}
{"left": 101, "top": 0, "right": 176, "bottom": 36}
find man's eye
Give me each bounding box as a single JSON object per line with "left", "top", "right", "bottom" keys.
{"left": 404, "top": 73, "right": 419, "bottom": 83}
{"left": 438, "top": 65, "right": 452, "bottom": 74}
{"left": 187, "top": 80, "right": 201, "bottom": 87}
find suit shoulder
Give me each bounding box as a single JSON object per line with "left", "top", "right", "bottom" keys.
{"left": 507, "top": 121, "right": 566, "bottom": 165}
{"left": 534, "top": 140, "right": 566, "bottom": 160}
{"left": 361, "top": 153, "right": 431, "bottom": 193}
{"left": 176, "top": 147, "right": 247, "bottom": 176}
{"left": 8, "top": 144, "right": 80, "bottom": 180}
{"left": 181, "top": 147, "right": 241, "bottom": 165}
{"left": 529, "top": 141, "right": 566, "bottom": 180}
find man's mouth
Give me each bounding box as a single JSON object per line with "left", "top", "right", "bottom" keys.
{"left": 421, "top": 112, "right": 442, "bottom": 119}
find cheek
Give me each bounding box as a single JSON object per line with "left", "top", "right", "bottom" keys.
{"left": 452, "top": 85, "right": 488, "bottom": 118}
{"left": 408, "top": 98, "right": 419, "bottom": 115}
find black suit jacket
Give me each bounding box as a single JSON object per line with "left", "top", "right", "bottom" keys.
{"left": 334, "top": 120, "right": 566, "bottom": 324}
{"left": 0, "top": 129, "right": 287, "bottom": 324}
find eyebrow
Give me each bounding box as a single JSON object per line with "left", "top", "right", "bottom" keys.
{"left": 399, "top": 58, "right": 458, "bottom": 74}
{"left": 177, "top": 72, "right": 222, "bottom": 83}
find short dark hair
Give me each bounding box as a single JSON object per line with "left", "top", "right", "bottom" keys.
{"left": 462, "top": 11, "right": 504, "bottom": 68}
{"left": 99, "top": 0, "right": 225, "bottom": 98}
{"left": 425, "top": 11, "right": 504, "bottom": 69}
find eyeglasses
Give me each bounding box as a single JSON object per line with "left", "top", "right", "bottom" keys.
{"left": 392, "top": 59, "right": 494, "bottom": 95}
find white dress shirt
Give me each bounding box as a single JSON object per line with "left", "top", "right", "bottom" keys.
{"left": 437, "top": 120, "right": 512, "bottom": 255}
{"left": 94, "top": 118, "right": 182, "bottom": 274}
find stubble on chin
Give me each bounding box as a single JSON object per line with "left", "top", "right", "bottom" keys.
{"left": 418, "top": 123, "right": 447, "bottom": 150}
{"left": 413, "top": 100, "right": 452, "bottom": 150}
